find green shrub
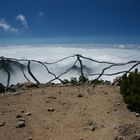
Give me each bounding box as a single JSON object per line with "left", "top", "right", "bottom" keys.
{"left": 62, "top": 79, "right": 70, "bottom": 84}
{"left": 90, "top": 79, "right": 104, "bottom": 85}
{"left": 78, "top": 75, "right": 88, "bottom": 84}
{"left": 120, "top": 69, "right": 140, "bottom": 113}
{"left": 70, "top": 77, "right": 78, "bottom": 85}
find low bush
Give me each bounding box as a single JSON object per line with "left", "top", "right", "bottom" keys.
{"left": 70, "top": 77, "right": 78, "bottom": 85}
{"left": 62, "top": 79, "right": 70, "bottom": 84}
{"left": 120, "top": 69, "right": 140, "bottom": 113}
{"left": 90, "top": 79, "right": 104, "bottom": 85}
{"left": 78, "top": 75, "right": 88, "bottom": 84}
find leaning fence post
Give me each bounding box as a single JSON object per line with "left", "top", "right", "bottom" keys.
{"left": 27, "top": 61, "right": 40, "bottom": 85}
{"left": 3, "top": 58, "right": 11, "bottom": 87}
{"left": 77, "top": 54, "right": 84, "bottom": 84}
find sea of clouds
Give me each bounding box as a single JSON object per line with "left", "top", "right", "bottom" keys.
{"left": 0, "top": 43, "right": 140, "bottom": 85}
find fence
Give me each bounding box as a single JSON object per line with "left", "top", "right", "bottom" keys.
{"left": 0, "top": 54, "right": 140, "bottom": 87}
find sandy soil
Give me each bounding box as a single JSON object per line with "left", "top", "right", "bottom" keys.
{"left": 0, "top": 84, "right": 140, "bottom": 140}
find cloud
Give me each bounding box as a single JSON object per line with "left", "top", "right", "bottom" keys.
{"left": 15, "top": 14, "right": 28, "bottom": 28}
{"left": 0, "top": 19, "right": 18, "bottom": 32}
{"left": 38, "top": 11, "right": 44, "bottom": 17}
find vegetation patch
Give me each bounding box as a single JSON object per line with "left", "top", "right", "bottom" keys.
{"left": 120, "top": 69, "right": 140, "bottom": 113}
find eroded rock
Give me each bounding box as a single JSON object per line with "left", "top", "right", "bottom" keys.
{"left": 16, "top": 113, "right": 22, "bottom": 118}
{"left": 0, "top": 120, "right": 5, "bottom": 127}
{"left": 77, "top": 93, "right": 83, "bottom": 97}
{"left": 25, "top": 112, "right": 31, "bottom": 116}
{"left": 47, "top": 108, "right": 55, "bottom": 112}
{"left": 16, "top": 120, "right": 25, "bottom": 128}
{"left": 135, "top": 113, "right": 140, "bottom": 117}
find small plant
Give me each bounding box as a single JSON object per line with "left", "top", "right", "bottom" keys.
{"left": 120, "top": 69, "right": 140, "bottom": 113}
{"left": 70, "top": 77, "right": 78, "bottom": 85}
{"left": 78, "top": 75, "right": 89, "bottom": 84}
{"left": 62, "top": 79, "right": 70, "bottom": 84}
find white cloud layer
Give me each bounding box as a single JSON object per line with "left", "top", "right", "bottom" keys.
{"left": 0, "top": 44, "right": 140, "bottom": 85}
{"left": 0, "top": 19, "right": 18, "bottom": 32}
{"left": 15, "top": 14, "right": 28, "bottom": 28}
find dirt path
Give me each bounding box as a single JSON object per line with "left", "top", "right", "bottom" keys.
{"left": 0, "top": 85, "right": 140, "bottom": 140}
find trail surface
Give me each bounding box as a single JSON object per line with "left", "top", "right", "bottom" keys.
{"left": 0, "top": 85, "right": 140, "bottom": 140}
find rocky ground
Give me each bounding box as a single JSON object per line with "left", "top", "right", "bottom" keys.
{"left": 0, "top": 84, "right": 140, "bottom": 140}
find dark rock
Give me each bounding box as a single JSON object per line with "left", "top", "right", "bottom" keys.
{"left": 135, "top": 113, "right": 140, "bottom": 117}
{"left": 16, "top": 113, "right": 22, "bottom": 118}
{"left": 91, "top": 126, "right": 96, "bottom": 131}
{"left": 47, "top": 108, "right": 55, "bottom": 112}
{"left": 114, "top": 126, "right": 118, "bottom": 129}
{"left": 48, "top": 96, "right": 56, "bottom": 99}
{"left": 77, "top": 93, "right": 83, "bottom": 97}
{"left": 0, "top": 120, "right": 5, "bottom": 127}
{"left": 104, "top": 92, "right": 108, "bottom": 95}
{"left": 20, "top": 110, "right": 25, "bottom": 113}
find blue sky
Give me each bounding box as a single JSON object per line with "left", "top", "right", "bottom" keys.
{"left": 0, "top": 0, "right": 140, "bottom": 44}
